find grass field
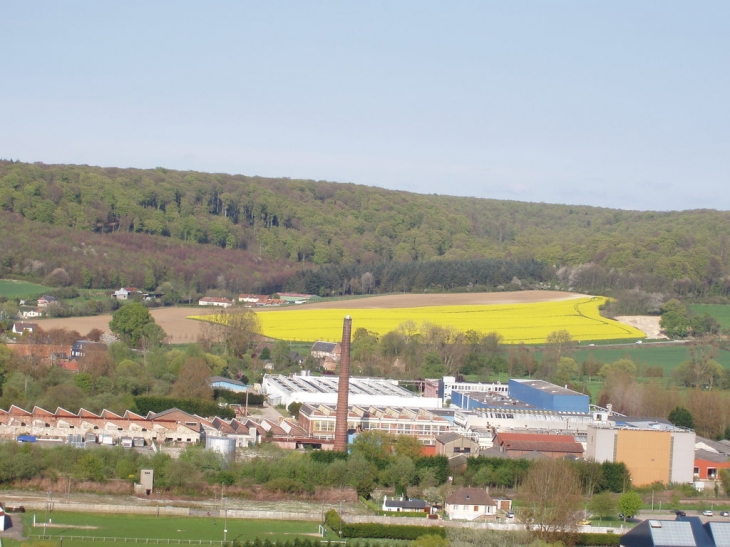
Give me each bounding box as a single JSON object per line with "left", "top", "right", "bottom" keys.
{"left": 570, "top": 344, "right": 730, "bottom": 372}
{"left": 205, "top": 296, "right": 645, "bottom": 344}
{"left": 21, "top": 511, "right": 326, "bottom": 545}
{"left": 0, "top": 279, "right": 52, "bottom": 298}
{"left": 689, "top": 304, "right": 730, "bottom": 330}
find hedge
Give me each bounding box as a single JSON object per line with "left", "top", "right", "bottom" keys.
{"left": 342, "top": 523, "right": 445, "bottom": 540}
{"left": 570, "top": 532, "right": 621, "bottom": 546}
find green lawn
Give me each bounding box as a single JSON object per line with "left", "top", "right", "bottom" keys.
{"left": 21, "top": 511, "right": 324, "bottom": 544}
{"left": 690, "top": 304, "right": 730, "bottom": 330}
{"left": 0, "top": 279, "right": 52, "bottom": 299}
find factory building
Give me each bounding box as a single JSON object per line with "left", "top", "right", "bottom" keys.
{"left": 262, "top": 373, "right": 441, "bottom": 409}
{"left": 586, "top": 419, "right": 695, "bottom": 486}
{"left": 297, "top": 403, "right": 451, "bottom": 446}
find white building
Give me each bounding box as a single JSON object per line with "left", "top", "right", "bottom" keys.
{"left": 262, "top": 373, "right": 442, "bottom": 409}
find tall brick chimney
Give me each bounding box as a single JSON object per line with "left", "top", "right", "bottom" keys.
{"left": 334, "top": 315, "right": 352, "bottom": 452}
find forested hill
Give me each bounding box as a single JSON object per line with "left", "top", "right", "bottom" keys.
{"left": 2, "top": 160, "right": 730, "bottom": 299}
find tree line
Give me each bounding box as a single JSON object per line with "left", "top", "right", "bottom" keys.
{"left": 4, "top": 161, "right": 730, "bottom": 300}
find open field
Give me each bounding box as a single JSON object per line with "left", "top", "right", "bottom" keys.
{"left": 33, "top": 291, "right": 650, "bottom": 345}
{"left": 248, "top": 294, "right": 646, "bottom": 344}
{"left": 21, "top": 511, "right": 323, "bottom": 544}
{"left": 689, "top": 304, "right": 730, "bottom": 330}
{"left": 0, "top": 279, "right": 52, "bottom": 298}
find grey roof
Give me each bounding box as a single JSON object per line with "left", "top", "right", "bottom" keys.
{"left": 209, "top": 376, "right": 246, "bottom": 387}
{"left": 622, "top": 517, "right": 730, "bottom": 547}
{"left": 311, "top": 341, "right": 338, "bottom": 352}
{"left": 384, "top": 498, "right": 428, "bottom": 510}
{"left": 446, "top": 487, "right": 495, "bottom": 506}
{"left": 436, "top": 432, "right": 464, "bottom": 444}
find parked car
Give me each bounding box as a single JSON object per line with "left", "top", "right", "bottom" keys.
{"left": 506, "top": 512, "right": 515, "bottom": 519}
{"left": 703, "top": 510, "right": 714, "bottom": 517}
{"left": 579, "top": 520, "right": 592, "bottom": 526}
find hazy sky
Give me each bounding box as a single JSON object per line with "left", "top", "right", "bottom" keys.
{"left": 2, "top": 2, "right": 728, "bottom": 211}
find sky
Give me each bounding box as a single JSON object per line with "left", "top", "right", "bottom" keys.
{"left": 2, "top": 2, "right": 729, "bottom": 212}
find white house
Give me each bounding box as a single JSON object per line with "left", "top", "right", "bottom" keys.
{"left": 113, "top": 287, "right": 141, "bottom": 300}
{"left": 445, "top": 487, "right": 500, "bottom": 521}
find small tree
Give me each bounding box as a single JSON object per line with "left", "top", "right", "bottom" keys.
{"left": 668, "top": 406, "right": 695, "bottom": 429}
{"left": 588, "top": 491, "right": 617, "bottom": 521}
{"left": 618, "top": 491, "right": 642, "bottom": 520}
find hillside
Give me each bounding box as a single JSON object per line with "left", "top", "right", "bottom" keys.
{"left": 2, "top": 160, "right": 729, "bottom": 298}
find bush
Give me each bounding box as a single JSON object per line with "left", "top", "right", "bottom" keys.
{"left": 569, "top": 532, "right": 621, "bottom": 546}
{"left": 342, "top": 523, "right": 446, "bottom": 540}
{"left": 324, "top": 509, "right": 343, "bottom": 532}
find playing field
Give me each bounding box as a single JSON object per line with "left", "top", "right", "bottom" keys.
{"left": 22, "top": 511, "right": 324, "bottom": 545}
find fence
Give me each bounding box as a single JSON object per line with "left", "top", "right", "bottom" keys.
{"left": 30, "top": 536, "right": 225, "bottom": 545}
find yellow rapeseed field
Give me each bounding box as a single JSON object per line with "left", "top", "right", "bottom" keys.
{"left": 224, "top": 296, "right": 644, "bottom": 344}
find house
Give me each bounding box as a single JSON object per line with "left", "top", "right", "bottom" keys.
{"left": 494, "top": 432, "right": 584, "bottom": 459}
{"left": 694, "top": 437, "right": 730, "bottom": 480}
{"left": 621, "top": 516, "right": 730, "bottom": 547}
{"left": 71, "top": 340, "right": 107, "bottom": 359}
{"left": 198, "top": 297, "right": 234, "bottom": 308}
{"left": 19, "top": 308, "right": 43, "bottom": 319}
{"left": 310, "top": 341, "right": 341, "bottom": 362}
{"left": 37, "top": 295, "right": 58, "bottom": 308}
{"left": 382, "top": 495, "right": 431, "bottom": 513}
{"left": 436, "top": 432, "right": 480, "bottom": 458}
{"left": 112, "top": 287, "right": 142, "bottom": 300}
{"left": 12, "top": 322, "right": 38, "bottom": 335}
{"left": 445, "top": 487, "right": 500, "bottom": 521}
{"left": 321, "top": 356, "right": 338, "bottom": 373}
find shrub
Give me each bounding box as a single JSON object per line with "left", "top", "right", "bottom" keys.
{"left": 342, "top": 523, "right": 446, "bottom": 540}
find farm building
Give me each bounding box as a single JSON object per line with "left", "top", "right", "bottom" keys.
{"left": 262, "top": 373, "right": 441, "bottom": 409}
{"left": 198, "top": 297, "right": 234, "bottom": 308}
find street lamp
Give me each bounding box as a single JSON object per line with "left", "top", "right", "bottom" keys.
{"left": 44, "top": 491, "right": 52, "bottom": 538}
{"left": 223, "top": 497, "right": 228, "bottom": 544}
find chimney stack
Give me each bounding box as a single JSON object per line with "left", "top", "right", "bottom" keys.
{"left": 334, "top": 316, "right": 352, "bottom": 451}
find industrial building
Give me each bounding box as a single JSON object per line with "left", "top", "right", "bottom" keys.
{"left": 297, "top": 402, "right": 452, "bottom": 446}
{"left": 424, "top": 376, "right": 509, "bottom": 402}
{"left": 262, "top": 373, "right": 441, "bottom": 409}
{"left": 586, "top": 419, "right": 695, "bottom": 486}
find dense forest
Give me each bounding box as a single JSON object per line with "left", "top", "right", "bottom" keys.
{"left": 2, "top": 160, "right": 730, "bottom": 300}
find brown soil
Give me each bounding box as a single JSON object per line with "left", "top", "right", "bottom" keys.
{"left": 614, "top": 315, "right": 666, "bottom": 339}
{"left": 33, "top": 291, "right": 587, "bottom": 344}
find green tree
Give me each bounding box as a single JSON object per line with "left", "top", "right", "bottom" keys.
{"left": 588, "top": 491, "right": 616, "bottom": 521}
{"left": 660, "top": 299, "right": 691, "bottom": 338}
{"left": 109, "top": 302, "right": 158, "bottom": 347}
{"left": 667, "top": 406, "right": 695, "bottom": 429}
{"left": 617, "top": 491, "right": 642, "bottom": 520}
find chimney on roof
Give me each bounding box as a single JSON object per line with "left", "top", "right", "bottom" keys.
{"left": 334, "top": 316, "right": 352, "bottom": 452}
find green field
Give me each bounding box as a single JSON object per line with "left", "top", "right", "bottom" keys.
{"left": 21, "top": 511, "right": 326, "bottom": 546}
{"left": 689, "top": 304, "right": 730, "bottom": 330}
{"left": 0, "top": 279, "right": 52, "bottom": 298}
{"left": 570, "top": 343, "right": 730, "bottom": 374}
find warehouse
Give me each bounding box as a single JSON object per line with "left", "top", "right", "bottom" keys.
{"left": 262, "top": 373, "right": 441, "bottom": 409}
